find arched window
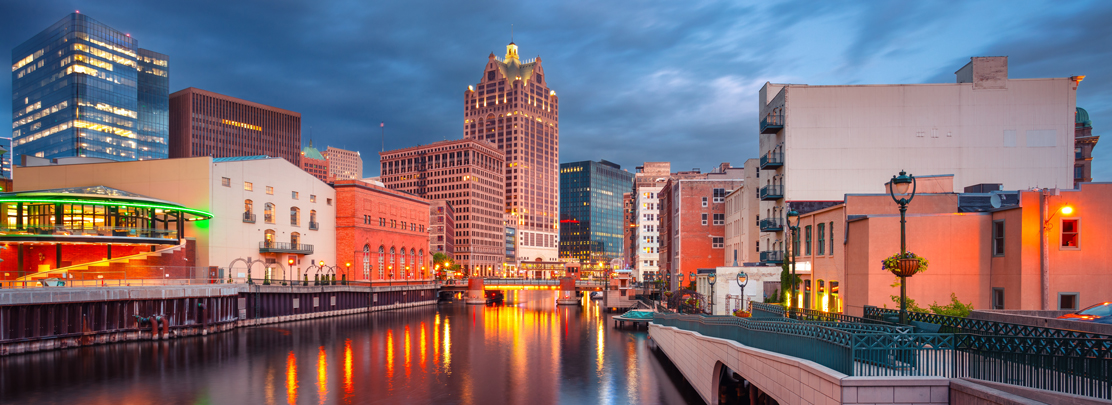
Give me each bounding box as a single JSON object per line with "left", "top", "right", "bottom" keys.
{"left": 290, "top": 232, "right": 300, "bottom": 246}
{"left": 265, "top": 229, "right": 276, "bottom": 248}
{"left": 410, "top": 248, "right": 416, "bottom": 277}
{"left": 363, "top": 245, "right": 371, "bottom": 280}
{"left": 400, "top": 247, "right": 407, "bottom": 277}
{"left": 310, "top": 210, "right": 317, "bottom": 227}
{"left": 389, "top": 247, "right": 396, "bottom": 278}
{"left": 264, "top": 203, "right": 275, "bottom": 223}
{"left": 245, "top": 200, "right": 253, "bottom": 214}
{"left": 290, "top": 207, "right": 300, "bottom": 226}
{"left": 419, "top": 249, "right": 425, "bottom": 277}
{"left": 378, "top": 246, "right": 385, "bottom": 279}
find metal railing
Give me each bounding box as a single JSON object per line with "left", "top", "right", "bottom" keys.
{"left": 654, "top": 313, "right": 1112, "bottom": 398}
{"left": 760, "top": 152, "right": 784, "bottom": 168}
{"left": 759, "top": 218, "right": 784, "bottom": 231}
{"left": 309, "top": 222, "right": 319, "bottom": 230}
{"left": 258, "top": 241, "right": 314, "bottom": 254}
{"left": 759, "top": 185, "right": 783, "bottom": 200}
{"left": 864, "top": 306, "right": 1111, "bottom": 339}
{"left": 0, "top": 226, "right": 178, "bottom": 240}
{"left": 760, "top": 113, "right": 784, "bottom": 134}
{"left": 759, "top": 250, "right": 784, "bottom": 263}
{"left": 243, "top": 212, "right": 256, "bottom": 223}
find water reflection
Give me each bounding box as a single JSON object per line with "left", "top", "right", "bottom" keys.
{"left": 0, "top": 290, "right": 701, "bottom": 405}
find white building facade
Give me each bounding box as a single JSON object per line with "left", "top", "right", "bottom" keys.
{"left": 634, "top": 185, "right": 663, "bottom": 281}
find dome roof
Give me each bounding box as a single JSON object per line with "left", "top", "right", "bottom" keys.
{"left": 1077, "top": 107, "right": 1092, "bottom": 128}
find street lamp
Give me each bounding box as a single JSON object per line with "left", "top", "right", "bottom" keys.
{"left": 707, "top": 273, "right": 717, "bottom": 315}
{"left": 737, "top": 272, "right": 749, "bottom": 313}
{"left": 787, "top": 209, "right": 800, "bottom": 318}
{"left": 345, "top": 262, "right": 351, "bottom": 285}
{"left": 889, "top": 170, "right": 917, "bottom": 324}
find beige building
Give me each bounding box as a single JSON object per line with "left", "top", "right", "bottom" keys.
{"left": 325, "top": 146, "right": 363, "bottom": 181}
{"left": 756, "top": 56, "right": 1081, "bottom": 266}
{"left": 464, "top": 41, "right": 560, "bottom": 262}
{"left": 633, "top": 162, "right": 670, "bottom": 281}
{"left": 14, "top": 156, "right": 337, "bottom": 281}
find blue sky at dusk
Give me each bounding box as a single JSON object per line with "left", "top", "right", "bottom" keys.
{"left": 2, "top": 0, "right": 1110, "bottom": 180}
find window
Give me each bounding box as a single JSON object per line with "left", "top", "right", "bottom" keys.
{"left": 264, "top": 229, "right": 276, "bottom": 247}
{"left": 290, "top": 207, "right": 300, "bottom": 226}
{"left": 701, "top": 197, "right": 708, "bottom": 207}
{"left": 712, "top": 237, "right": 723, "bottom": 248}
{"left": 380, "top": 218, "right": 386, "bottom": 227}
{"left": 310, "top": 195, "right": 316, "bottom": 203}
{"left": 992, "top": 220, "right": 1005, "bottom": 256}
{"left": 992, "top": 288, "right": 1005, "bottom": 309}
{"left": 817, "top": 223, "right": 825, "bottom": 255}
{"left": 713, "top": 188, "right": 726, "bottom": 203}
{"left": 290, "top": 232, "right": 300, "bottom": 245}
{"left": 244, "top": 182, "right": 253, "bottom": 191}
{"left": 327, "top": 198, "right": 333, "bottom": 206}
{"left": 221, "top": 177, "right": 231, "bottom": 187}
{"left": 266, "top": 186, "right": 274, "bottom": 195}
{"left": 244, "top": 200, "right": 254, "bottom": 222}
{"left": 830, "top": 222, "right": 835, "bottom": 254}
{"left": 391, "top": 219, "right": 397, "bottom": 228}
{"left": 1061, "top": 219, "right": 1079, "bottom": 248}
{"left": 310, "top": 210, "right": 317, "bottom": 227}
{"left": 264, "top": 203, "right": 275, "bottom": 223}
{"left": 701, "top": 213, "right": 708, "bottom": 225}
{"left": 292, "top": 191, "right": 299, "bottom": 200}
{"left": 805, "top": 225, "right": 812, "bottom": 255}
{"left": 713, "top": 213, "right": 725, "bottom": 225}
{"left": 363, "top": 245, "right": 371, "bottom": 280}
{"left": 378, "top": 246, "right": 385, "bottom": 278}
{"left": 1058, "top": 293, "right": 1079, "bottom": 311}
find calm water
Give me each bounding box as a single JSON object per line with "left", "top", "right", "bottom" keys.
{"left": 1, "top": 291, "right": 701, "bottom": 404}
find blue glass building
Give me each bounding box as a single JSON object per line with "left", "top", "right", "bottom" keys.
{"left": 11, "top": 13, "right": 169, "bottom": 164}
{"left": 559, "top": 160, "right": 634, "bottom": 265}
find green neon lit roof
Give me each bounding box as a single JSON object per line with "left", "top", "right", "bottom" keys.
{"left": 0, "top": 186, "right": 213, "bottom": 220}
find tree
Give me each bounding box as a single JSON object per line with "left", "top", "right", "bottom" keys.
{"left": 431, "top": 252, "right": 459, "bottom": 279}
{"left": 779, "top": 262, "right": 801, "bottom": 304}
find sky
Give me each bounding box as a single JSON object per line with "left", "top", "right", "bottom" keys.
{"left": 2, "top": 0, "right": 1111, "bottom": 180}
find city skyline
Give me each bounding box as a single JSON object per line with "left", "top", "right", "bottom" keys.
{"left": 4, "top": 1, "right": 1110, "bottom": 180}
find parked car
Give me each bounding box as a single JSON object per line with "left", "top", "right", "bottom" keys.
{"left": 1057, "top": 302, "right": 1112, "bottom": 324}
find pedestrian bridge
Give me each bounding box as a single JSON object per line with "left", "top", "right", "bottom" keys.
{"left": 437, "top": 278, "right": 609, "bottom": 291}
{"left": 649, "top": 303, "right": 1111, "bottom": 404}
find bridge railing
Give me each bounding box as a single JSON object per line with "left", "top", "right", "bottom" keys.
{"left": 863, "top": 306, "right": 1111, "bottom": 339}
{"left": 655, "top": 313, "right": 1112, "bottom": 399}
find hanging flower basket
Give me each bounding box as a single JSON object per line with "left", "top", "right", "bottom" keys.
{"left": 881, "top": 252, "right": 929, "bottom": 277}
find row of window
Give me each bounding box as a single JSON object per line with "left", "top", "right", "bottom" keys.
{"left": 245, "top": 200, "right": 316, "bottom": 227}
{"left": 796, "top": 222, "right": 836, "bottom": 256}
{"left": 992, "top": 218, "right": 1079, "bottom": 256}
{"left": 224, "top": 177, "right": 331, "bottom": 205}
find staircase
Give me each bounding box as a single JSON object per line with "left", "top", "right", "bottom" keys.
{"left": 16, "top": 243, "right": 188, "bottom": 281}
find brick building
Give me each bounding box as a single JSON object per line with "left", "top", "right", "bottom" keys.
{"left": 169, "top": 87, "right": 301, "bottom": 166}
{"left": 335, "top": 180, "right": 431, "bottom": 283}
{"left": 379, "top": 139, "right": 506, "bottom": 276}
{"left": 623, "top": 192, "right": 635, "bottom": 270}
{"left": 325, "top": 146, "right": 363, "bottom": 181}
{"left": 463, "top": 41, "right": 560, "bottom": 263}
{"left": 1074, "top": 107, "right": 1100, "bottom": 188}
{"left": 429, "top": 200, "right": 455, "bottom": 256}
{"left": 300, "top": 141, "right": 332, "bottom": 183}
{"left": 660, "top": 163, "right": 744, "bottom": 288}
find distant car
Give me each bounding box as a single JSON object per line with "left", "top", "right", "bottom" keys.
{"left": 1058, "top": 302, "right": 1112, "bottom": 324}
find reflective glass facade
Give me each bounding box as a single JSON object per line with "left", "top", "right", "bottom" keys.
{"left": 559, "top": 160, "right": 633, "bottom": 264}
{"left": 11, "top": 13, "right": 169, "bottom": 163}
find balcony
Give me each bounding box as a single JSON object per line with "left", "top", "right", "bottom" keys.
{"left": 259, "top": 241, "right": 314, "bottom": 254}
{"left": 759, "top": 218, "right": 783, "bottom": 232}
{"left": 243, "top": 212, "right": 256, "bottom": 223}
{"left": 759, "top": 185, "right": 783, "bottom": 201}
{"left": 760, "top": 250, "right": 784, "bottom": 264}
{"left": 309, "top": 221, "right": 319, "bottom": 230}
{"left": 760, "top": 113, "right": 784, "bottom": 134}
{"left": 759, "top": 152, "right": 784, "bottom": 169}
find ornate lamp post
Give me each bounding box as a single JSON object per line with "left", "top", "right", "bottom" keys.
{"left": 736, "top": 272, "right": 749, "bottom": 313}
{"left": 787, "top": 209, "right": 800, "bottom": 317}
{"left": 707, "top": 273, "right": 717, "bottom": 315}
{"left": 888, "top": 170, "right": 918, "bottom": 325}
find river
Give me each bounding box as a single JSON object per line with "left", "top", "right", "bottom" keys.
{"left": 0, "top": 290, "right": 701, "bottom": 404}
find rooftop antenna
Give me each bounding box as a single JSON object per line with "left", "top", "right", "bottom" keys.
{"left": 511, "top": 24, "right": 514, "bottom": 42}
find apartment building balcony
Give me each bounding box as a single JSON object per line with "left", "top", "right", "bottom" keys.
{"left": 759, "top": 218, "right": 783, "bottom": 232}
{"left": 259, "top": 241, "right": 314, "bottom": 255}
{"left": 760, "top": 113, "right": 784, "bottom": 134}
{"left": 759, "top": 250, "right": 784, "bottom": 264}
{"left": 759, "top": 152, "right": 784, "bottom": 169}
{"left": 759, "top": 185, "right": 784, "bottom": 201}
{"left": 243, "top": 212, "right": 256, "bottom": 223}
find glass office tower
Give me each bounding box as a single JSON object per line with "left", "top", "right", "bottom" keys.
{"left": 559, "top": 160, "right": 634, "bottom": 265}
{"left": 11, "top": 13, "right": 169, "bottom": 163}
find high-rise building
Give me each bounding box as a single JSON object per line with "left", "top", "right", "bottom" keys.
{"left": 300, "top": 140, "right": 331, "bottom": 183}
{"left": 559, "top": 160, "right": 634, "bottom": 266}
{"left": 169, "top": 87, "right": 301, "bottom": 165}
{"left": 325, "top": 146, "right": 363, "bottom": 180}
{"left": 379, "top": 139, "right": 506, "bottom": 276}
{"left": 429, "top": 200, "right": 455, "bottom": 256}
{"left": 632, "top": 162, "right": 671, "bottom": 281}
{"left": 1074, "top": 107, "right": 1099, "bottom": 188}
{"left": 11, "top": 13, "right": 169, "bottom": 164}
{"left": 463, "top": 41, "right": 560, "bottom": 262}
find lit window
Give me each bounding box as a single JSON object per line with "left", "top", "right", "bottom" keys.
{"left": 266, "top": 186, "right": 273, "bottom": 195}
{"left": 1061, "top": 219, "right": 1079, "bottom": 248}
{"left": 310, "top": 195, "right": 316, "bottom": 203}
{"left": 244, "top": 182, "right": 253, "bottom": 191}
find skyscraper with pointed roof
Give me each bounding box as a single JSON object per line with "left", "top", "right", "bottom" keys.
{"left": 464, "top": 41, "right": 560, "bottom": 263}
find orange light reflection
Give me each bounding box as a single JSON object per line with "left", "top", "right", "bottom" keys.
{"left": 286, "top": 351, "right": 298, "bottom": 405}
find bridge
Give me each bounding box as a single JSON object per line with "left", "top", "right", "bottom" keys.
{"left": 437, "top": 278, "right": 609, "bottom": 291}
{"left": 650, "top": 302, "right": 1111, "bottom": 405}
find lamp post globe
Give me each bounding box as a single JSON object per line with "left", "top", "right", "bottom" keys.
{"left": 888, "top": 170, "right": 917, "bottom": 324}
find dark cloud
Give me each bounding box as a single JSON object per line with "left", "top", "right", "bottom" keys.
{"left": 1, "top": 0, "right": 1109, "bottom": 181}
